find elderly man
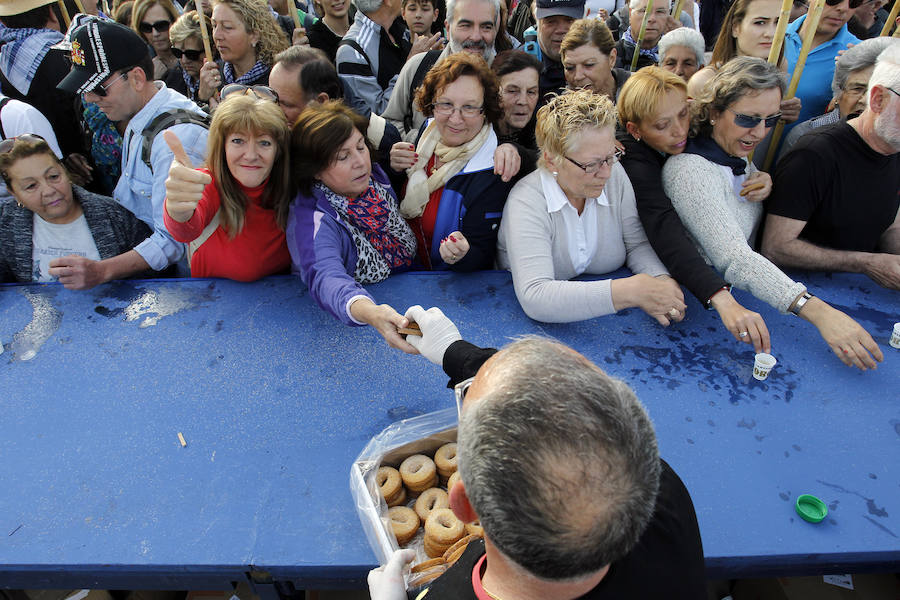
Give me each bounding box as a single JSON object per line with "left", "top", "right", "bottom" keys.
{"left": 781, "top": 36, "right": 895, "bottom": 155}
{"left": 369, "top": 306, "right": 707, "bottom": 600}
{"left": 762, "top": 43, "right": 900, "bottom": 290}
{"left": 382, "top": 0, "right": 502, "bottom": 141}
{"left": 335, "top": 0, "right": 412, "bottom": 116}
{"left": 615, "top": 0, "right": 671, "bottom": 70}
{"left": 658, "top": 27, "right": 705, "bottom": 81}
{"left": 522, "top": 0, "right": 584, "bottom": 100}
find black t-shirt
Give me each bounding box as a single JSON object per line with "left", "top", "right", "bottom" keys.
{"left": 768, "top": 121, "right": 900, "bottom": 252}
{"left": 414, "top": 459, "right": 706, "bottom": 600}
{"left": 308, "top": 19, "right": 342, "bottom": 63}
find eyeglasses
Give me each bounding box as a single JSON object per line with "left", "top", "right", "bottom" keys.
{"left": 565, "top": 148, "right": 624, "bottom": 174}
{"left": 431, "top": 101, "right": 484, "bottom": 118}
{"left": 220, "top": 84, "right": 279, "bottom": 102}
{"left": 171, "top": 47, "right": 204, "bottom": 61}
{"left": 825, "top": 0, "right": 863, "bottom": 8}
{"left": 0, "top": 133, "right": 46, "bottom": 155}
{"left": 138, "top": 19, "right": 171, "bottom": 33}
{"left": 726, "top": 107, "right": 782, "bottom": 129}
{"left": 88, "top": 71, "right": 129, "bottom": 97}
{"left": 454, "top": 376, "right": 474, "bottom": 416}
{"left": 886, "top": 87, "right": 900, "bottom": 98}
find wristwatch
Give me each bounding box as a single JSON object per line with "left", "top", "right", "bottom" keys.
{"left": 790, "top": 292, "right": 813, "bottom": 316}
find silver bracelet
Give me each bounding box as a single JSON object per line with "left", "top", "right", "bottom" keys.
{"left": 789, "top": 292, "right": 813, "bottom": 316}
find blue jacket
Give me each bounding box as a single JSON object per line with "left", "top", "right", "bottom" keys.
{"left": 286, "top": 164, "right": 398, "bottom": 326}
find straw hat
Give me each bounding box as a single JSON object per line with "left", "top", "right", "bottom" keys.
{"left": 0, "top": 0, "right": 58, "bottom": 17}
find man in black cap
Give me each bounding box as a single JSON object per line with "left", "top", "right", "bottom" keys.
{"left": 53, "top": 20, "right": 208, "bottom": 289}
{"left": 521, "top": 0, "right": 584, "bottom": 101}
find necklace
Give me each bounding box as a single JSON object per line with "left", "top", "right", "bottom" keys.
{"left": 481, "top": 585, "right": 504, "bottom": 600}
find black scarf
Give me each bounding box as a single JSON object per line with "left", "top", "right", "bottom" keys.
{"left": 683, "top": 135, "right": 747, "bottom": 176}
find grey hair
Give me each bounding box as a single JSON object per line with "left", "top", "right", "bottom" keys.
{"left": 353, "top": 0, "right": 383, "bottom": 14}
{"left": 457, "top": 337, "right": 661, "bottom": 581}
{"left": 658, "top": 27, "right": 705, "bottom": 67}
{"left": 869, "top": 41, "right": 900, "bottom": 94}
{"left": 446, "top": 0, "right": 501, "bottom": 26}
{"left": 691, "top": 55, "right": 785, "bottom": 137}
{"left": 832, "top": 37, "right": 896, "bottom": 98}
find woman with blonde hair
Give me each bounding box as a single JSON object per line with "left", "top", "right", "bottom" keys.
{"left": 497, "top": 88, "right": 684, "bottom": 325}
{"left": 167, "top": 10, "right": 219, "bottom": 102}
{"left": 131, "top": 0, "right": 180, "bottom": 79}
{"left": 164, "top": 91, "right": 293, "bottom": 281}
{"left": 663, "top": 57, "right": 882, "bottom": 370}
{"left": 560, "top": 18, "right": 631, "bottom": 101}
{"left": 200, "top": 0, "right": 290, "bottom": 108}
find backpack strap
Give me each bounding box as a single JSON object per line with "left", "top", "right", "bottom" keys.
{"left": 187, "top": 208, "right": 220, "bottom": 266}
{"left": 141, "top": 109, "right": 211, "bottom": 171}
{"left": 404, "top": 49, "right": 442, "bottom": 133}
{"left": 338, "top": 38, "right": 375, "bottom": 74}
{"left": 0, "top": 96, "right": 12, "bottom": 141}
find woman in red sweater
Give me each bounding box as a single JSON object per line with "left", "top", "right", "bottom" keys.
{"left": 164, "top": 91, "right": 292, "bottom": 281}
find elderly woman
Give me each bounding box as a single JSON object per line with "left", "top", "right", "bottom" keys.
{"left": 658, "top": 27, "right": 705, "bottom": 81}
{"left": 491, "top": 50, "right": 541, "bottom": 171}
{"left": 201, "top": 0, "right": 290, "bottom": 108}
{"left": 164, "top": 91, "right": 292, "bottom": 281}
{"left": 0, "top": 135, "right": 150, "bottom": 285}
{"left": 617, "top": 66, "right": 770, "bottom": 351}
{"left": 497, "top": 88, "right": 685, "bottom": 325}
{"left": 166, "top": 10, "right": 219, "bottom": 103}
{"left": 662, "top": 57, "right": 882, "bottom": 370}
{"left": 288, "top": 101, "right": 419, "bottom": 353}
{"left": 560, "top": 19, "right": 632, "bottom": 100}
{"left": 131, "top": 0, "right": 180, "bottom": 79}
{"left": 390, "top": 53, "right": 520, "bottom": 271}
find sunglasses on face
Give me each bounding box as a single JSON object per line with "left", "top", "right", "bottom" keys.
{"left": 726, "top": 107, "right": 782, "bottom": 129}
{"left": 171, "top": 47, "right": 204, "bottom": 61}
{"left": 139, "top": 19, "right": 171, "bottom": 33}
{"left": 87, "top": 71, "right": 129, "bottom": 97}
{"left": 825, "top": 0, "right": 863, "bottom": 9}
{"left": 220, "top": 84, "right": 279, "bottom": 102}
{"left": 0, "top": 133, "right": 46, "bottom": 155}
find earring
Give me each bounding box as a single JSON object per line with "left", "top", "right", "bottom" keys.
{"left": 552, "top": 171, "right": 558, "bottom": 177}
{"left": 634, "top": 135, "right": 641, "bottom": 141}
{"left": 710, "top": 119, "right": 716, "bottom": 125}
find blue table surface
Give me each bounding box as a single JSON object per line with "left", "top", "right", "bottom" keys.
{"left": 0, "top": 270, "right": 898, "bottom": 588}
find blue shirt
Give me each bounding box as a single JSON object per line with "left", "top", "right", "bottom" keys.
{"left": 784, "top": 16, "right": 859, "bottom": 126}
{"left": 114, "top": 83, "right": 209, "bottom": 271}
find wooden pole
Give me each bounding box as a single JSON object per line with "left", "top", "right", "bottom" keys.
{"left": 671, "top": 0, "right": 685, "bottom": 19}
{"left": 762, "top": 0, "right": 826, "bottom": 171}
{"left": 767, "top": 0, "right": 793, "bottom": 64}
{"left": 57, "top": 0, "right": 71, "bottom": 28}
{"left": 196, "top": 10, "right": 214, "bottom": 63}
{"left": 880, "top": 0, "right": 899, "bottom": 35}
{"left": 630, "top": 0, "right": 654, "bottom": 71}
{"left": 72, "top": 0, "right": 85, "bottom": 13}
{"left": 290, "top": 2, "right": 302, "bottom": 29}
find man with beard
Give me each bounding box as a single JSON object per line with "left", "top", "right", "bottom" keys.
{"left": 382, "top": 0, "right": 501, "bottom": 141}
{"left": 762, "top": 42, "right": 900, "bottom": 291}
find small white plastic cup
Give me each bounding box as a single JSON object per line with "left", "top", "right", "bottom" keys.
{"left": 890, "top": 323, "right": 900, "bottom": 349}
{"left": 753, "top": 353, "right": 777, "bottom": 381}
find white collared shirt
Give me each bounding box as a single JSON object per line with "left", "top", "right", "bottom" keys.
{"left": 540, "top": 169, "right": 610, "bottom": 275}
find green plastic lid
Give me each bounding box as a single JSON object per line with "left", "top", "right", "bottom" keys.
{"left": 795, "top": 494, "right": 828, "bottom": 523}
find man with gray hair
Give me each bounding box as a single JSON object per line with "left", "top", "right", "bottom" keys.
{"left": 781, "top": 36, "right": 896, "bottom": 155}
{"left": 368, "top": 306, "right": 706, "bottom": 599}
{"left": 763, "top": 42, "right": 900, "bottom": 290}
{"left": 381, "top": 0, "right": 502, "bottom": 141}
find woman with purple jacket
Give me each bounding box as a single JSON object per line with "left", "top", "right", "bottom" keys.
{"left": 287, "top": 101, "right": 419, "bottom": 353}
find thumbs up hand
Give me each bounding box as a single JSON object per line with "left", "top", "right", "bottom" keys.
{"left": 164, "top": 130, "right": 212, "bottom": 223}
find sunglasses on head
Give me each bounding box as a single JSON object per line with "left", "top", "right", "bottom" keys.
{"left": 171, "top": 47, "right": 204, "bottom": 61}
{"left": 139, "top": 19, "right": 171, "bottom": 33}
{"left": 220, "top": 84, "right": 279, "bottom": 103}
{"left": 726, "top": 107, "right": 782, "bottom": 129}
{"left": 0, "top": 133, "right": 47, "bottom": 155}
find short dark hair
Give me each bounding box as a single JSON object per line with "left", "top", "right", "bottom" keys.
{"left": 491, "top": 49, "right": 542, "bottom": 79}
{"left": 133, "top": 53, "right": 155, "bottom": 82}
{"left": 0, "top": 4, "right": 51, "bottom": 29}
{"left": 299, "top": 59, "right": 343, "bottom": 100}
{"left": 415, "top": 52, "right": 502, "bottom": 125}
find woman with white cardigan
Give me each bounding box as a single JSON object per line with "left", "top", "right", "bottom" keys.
{"left": 497, "top": 88, "right": 686, "bottom": 325}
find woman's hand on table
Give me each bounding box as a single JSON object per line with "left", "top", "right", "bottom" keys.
{"left": 390, "top": 142, "right": 417, "bottom": 171}
{"left": 350, "top": 298, "right": 420, "bottom": 354}
{"left": 368, "top": 548, "right": 416, "bottom": 600}
{"left": 740, "top": 171, "right": 771, "bottom": 203}
{"left": 439, "top": 231, "right": 470, "bottom": 265}
{"left": 612, "top": 274, "right": 686, "bottom": 326}
{"left": 494, "top": 143, "right": 521, "bottom": 182}
{"left": 163, "top": 131, "right": 211, "bottom": 222}
{"left": 780, "top": 97, "right": 802, "bottom": 123}
{"left": 799, "top": 297, "right": 883, "bottom": 370}
{"left": 709, "top": 289, "right": 771, "bottom": 353}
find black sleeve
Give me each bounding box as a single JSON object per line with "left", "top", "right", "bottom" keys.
{"left": 767, "top": 144, "right": 825, "bottom": 222}
{"left": 442, "top": 340, "right": 498, "bottom": 387}
{"left": 619, "top": 136, "right": 728, "bottom": 305}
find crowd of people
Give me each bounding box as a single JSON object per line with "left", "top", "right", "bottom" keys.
{"left": 0, "top": 0, "right": 897, "bottom": 594}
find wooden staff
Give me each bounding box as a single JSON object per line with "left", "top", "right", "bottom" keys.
{"left": 290, "top": 1, "right": 302, "bottom": 29}
{"left": 102, "top": 0, "right": 109, "bottom": 15}
{"left": 196, "top": 9, "right": 214, "bottom": 63}
{"left": 767, "top": 0, "right": 792, "bottom": 64}
{"left": 881, "top": 0, "right": 899, "bottom": 35}
{"left": 762, "top": 0, "right": 826, "bottom": 171}
{"left": 72, "top": 0, "right": 85, "bottom": 13}
{"left": 57, "top": 0, "right": 71, "bottom": 27}
{"left": 630, "top": 0, "right": 654, "bottom": 71}
{"left": 671, "top": 0, "right": 685, "bottom": 19}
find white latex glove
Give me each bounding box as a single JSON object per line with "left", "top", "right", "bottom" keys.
{"left": 367, "top": 548, "right": 416, "bottom": 600}
{"left": 404, "top": 305, "right": 462, "bottom": 366}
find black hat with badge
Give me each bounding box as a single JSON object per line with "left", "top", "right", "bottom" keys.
{"left": 57, "top": 20, "right": 150, "bottom": 95}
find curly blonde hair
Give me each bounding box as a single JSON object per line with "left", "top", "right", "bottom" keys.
{"left": 535, "top": 88, "right": 617, "bottom": 168}
{"left": 213, "top": 0, "right": 289, "bottom": 66}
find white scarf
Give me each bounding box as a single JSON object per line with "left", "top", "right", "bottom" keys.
{"left": 399, "top": 120, "right": 492, "bottom": 219}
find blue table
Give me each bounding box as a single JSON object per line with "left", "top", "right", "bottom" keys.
{"left": 1, "top": 270, "right": 898, "bottom": 592}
